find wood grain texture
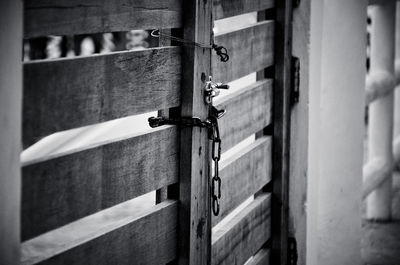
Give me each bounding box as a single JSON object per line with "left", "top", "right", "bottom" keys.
{"left": 24, "top": 0, "right": 183, "bottom": 38}
{"left": 246, "top": 248, "right": 270, "bottom": 265}
{"left": 177, "top": 0, "right": 213, "bottom": 264}
{"left": 368, "top": 0, "right": 395, "bottom": 6}
{"left": 212, "top": 193, "right": 271, "bottom": 265}
{"left": 21, "top": 200, "right": 178, "bottom": 265}
{"left": 213, "top": 21, "right": 274, "bottom": 83}
{"left": 271, "top": 1, "right": 293, "bottom": 264}
{"left": 22, "top": 126, "right": 179, "bottom": 240}
{"left": 23, "top": 47, "right": 181, "bottom": 148}
{"left": 212, "top": 137, "right": 272, "bottom": 226}
{"left": 215, "top": 79, "right": 273, "bottom": 152}
{"left": 213, "top": 0, "right": 275, "bottom": 20}
{"left": 289, "top": 1, "right": 310, "bottom": 264}
{"left": 156, "top": 29, "right": 173, "bottom": 204}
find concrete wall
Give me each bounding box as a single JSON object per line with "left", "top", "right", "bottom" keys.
{"left": 0, "top": 0, "right": 22, "bottom": 264}
{"left": 307, "top": 0, "right": 367, "bottom": 264}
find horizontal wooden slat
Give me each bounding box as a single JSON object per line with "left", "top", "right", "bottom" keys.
{"left": 21, "top": 199, "right": 178, "bottom": 265}
{"left": 212, "top": 137, "right": 272, "bottom": 226}
{"left": 212, "top": 193, "right": 271, "bottom": 265}
{"left": 213, "top": 0, "right": 275, "bottom": 20}
{"left": 368, "top": 0, "right": 396, "bottom": 6}
{"left": 246, "top": 248, "right": 270, "bottom": 265}
{"left": 23, "top": 47, "right": 181, "bottom": 147}
{"left": 24, "top": 0, "right": 183, "bottom": 38}
{"left": 22, "top": 126, "right": 179, "bottom": 241}
{"left": 215, "top": 79, "right": 273, "bottom": 151}
{"left": 213, "top": 21, "right": 274, "bottom": 83}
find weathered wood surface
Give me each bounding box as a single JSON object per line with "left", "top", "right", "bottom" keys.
{"left": 213, "top": 0, "right": 275, "bottom": 20}
{"left": 213, "top": 21, "right": 274, "bottom": 83}
{"left": 23, "top": 47, "right": 181, "bottom": 147}
{"left": 176, "top": 0, "right": 213, "bottom": 264}
{"left": 24, "top": 0, "right": 183, "bottom": 38}
{"left": 212, "top": 137, "right": 272, "bottom": 226}
{"left": 246, "top": 248, "right": 270, "bottom": 265}
{"left": 212, "top": 193, "right": 271, "bottom": 265}
{"left": 368, "top": 0, "right": 395, "bottom": 6}
{"left": 156, "top": 29, "right": 173, "bottom": 204}
{"left": 288, "top": 0, "right": 310, "bottom": 263}
{"left": 21, "top": 200, "right": 178, "bottom": 265}
{"left": 22, "top": 126, "right": 179, "bottom": 240}
{"left": 270, "top": 1, "right": 293, "bottom": 264}
{"left": 215, "top": 79, "right": 273, "bottom": 152}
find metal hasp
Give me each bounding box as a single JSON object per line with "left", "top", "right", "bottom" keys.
{"left": 291, "top": 56, "right": 300, "bottom": 106}
{"left": 204, "top": 76, "right": 229, "bottom": 104}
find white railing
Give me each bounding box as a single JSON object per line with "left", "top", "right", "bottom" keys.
{"left": 363, "top": 0, "right": 400, "bottom": 220}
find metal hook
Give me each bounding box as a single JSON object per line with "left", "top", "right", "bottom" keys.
{"left": 150, "top": 29, "right": 160, "bottom": 38}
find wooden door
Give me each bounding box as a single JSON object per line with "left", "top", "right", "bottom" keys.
{"left": 20, "top": 0, "right": 293, "bottom": 264}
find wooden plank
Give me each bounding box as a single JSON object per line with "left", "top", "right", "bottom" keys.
{"left": 23, "top": 47, "right": 181, "bottom": 148}
{"left": 215, "top": 79, "right": 273, "bottom": 152}
{"left": 213, "top": 21, "right": 274, "bottom": 83}
{"left": 24, "top": 0, "right": 183, "bottom": 38}
{"left": 288, "top": 1, "right": 310, "bottom": 263}
{"left": 212, "top": 193, "right": 271, "bottom": 265}
{"left": 271, "top": 1, "right": 293, "bottom": 264}
{"left": 21, "top": 200, "right": 178, "bottom": 265}
{"left": 213, "top": 0, "right": 275, "bottom": 20}
{"left": 177, "top": 0, "right": 213, "bottom": 264}
{"left": 212, "top": 137, "right": 272, "bottom": 226}
{"left": 156, "top": 29, "right": 173, "bottom": 204}
{"left": 368, "top": 0, "right": 396, "bottom": 6}
{"left": 246, "top": 248, "right": 270, "bottom": 265}
{"left": 22, "top": 126, "right": 179, "bottom": 241}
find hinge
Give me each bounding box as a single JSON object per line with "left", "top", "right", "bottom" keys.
{"left": 288, "top": 237, "right": 298, "bottom": 265}
{"left": 290, "top": 56, "right": 300, "bottom": 106}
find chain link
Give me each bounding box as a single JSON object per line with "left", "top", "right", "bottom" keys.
{"left": 148, "top": 113, "right": 223, "bottom": 216}
{"left": 209, "top": 116, "right": 222, "bottom": 216}
{"left": 148, "top": 116, "right": 212, "bottom": 128}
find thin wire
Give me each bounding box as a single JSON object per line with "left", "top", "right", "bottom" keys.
{"left": 151, "top": 29, "right": 229, "bottom": 62}
{"left": 151, "top": 29, "right": 213, "bottom": 49}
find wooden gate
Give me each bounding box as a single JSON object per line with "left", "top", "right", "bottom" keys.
{"left": 21, "top": 0, "right": 293, "bottom": 264}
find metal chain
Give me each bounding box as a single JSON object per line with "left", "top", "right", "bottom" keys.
{"left": 148, "top": 113, "right": 223, "bottom": 216}
{"left": 148, "top": 116, "right": 212, "bottom": 128}
{"left": 209, "top": 116, "right": 222, "bottom": 216}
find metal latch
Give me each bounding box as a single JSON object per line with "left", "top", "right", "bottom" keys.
{"left": 204, "top": 76, "right": 229, "bottom": 104}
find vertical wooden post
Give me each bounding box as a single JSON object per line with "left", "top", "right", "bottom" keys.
{"left": 271, "top": 0, "right": 293, "bottom": 264}
{"left": 0, "top": 0, "right": 22, "bottom": 264}
{"left": 178, "top": 0, "right": 212, "bottom": 264}
{"left": 290, "top": 1, "right": 311, "bottom": 264}
{"left": 396, "top": 3, "right": 400, "bottom": 137}
{"left": 156, "top": 29, "right": 173, "bottom": 205}
{"left": 395, "top": 6, "right": 400, "bottom": 208}
{"left": 367, "top": 1, "right": 396, "bottom": 221}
